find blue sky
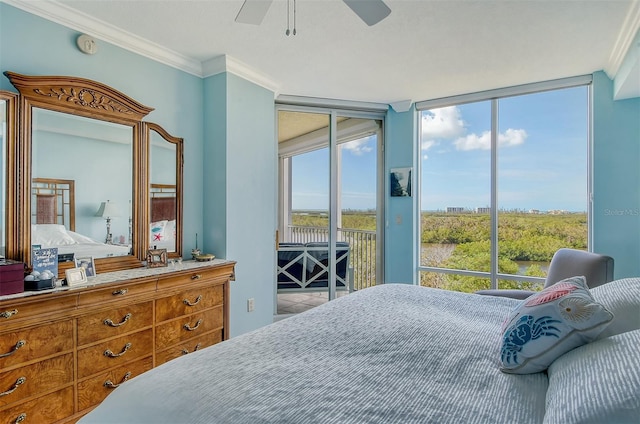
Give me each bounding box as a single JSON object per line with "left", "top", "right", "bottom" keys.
{"left": 292, "top": 135, "right": 378, "bottom": 210}
{"left": 291, "top": 86, "right": 588, "bottom": 212}
{"left": 422, "top": 86, "right": 588, "bottom": 212}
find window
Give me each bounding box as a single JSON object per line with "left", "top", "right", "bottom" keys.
{"left": 418, "top": 80, "right": 590, "bottom": 292}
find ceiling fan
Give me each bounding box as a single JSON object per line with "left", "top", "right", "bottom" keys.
{"left": 235, "top": 0, "right": 391, "bottom": 27}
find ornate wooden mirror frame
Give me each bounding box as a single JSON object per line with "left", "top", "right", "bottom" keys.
{"left": 145, "top": 122, "right": 184, "bottom": 257}
{"left": 1, "top": 90, "right": 18, "bottom": 258}
{"left": 4, "top": 72, "right": 183, "bottom": 274}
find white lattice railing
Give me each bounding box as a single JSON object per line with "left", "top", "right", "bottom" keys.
{"left": 285, "top": 226, "right": 377, "bottom": 290}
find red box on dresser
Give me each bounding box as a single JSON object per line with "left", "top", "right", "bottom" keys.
{"left": 0, "top": 259, "right": 25, "bottom": 295}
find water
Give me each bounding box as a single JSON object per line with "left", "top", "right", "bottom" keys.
{"left": 421, "top": 243, "right": 549, "bottom": 276}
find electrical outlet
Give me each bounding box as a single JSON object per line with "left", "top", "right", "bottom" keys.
{"left": 247, "top": 298, "right": 255, "bottom": 312}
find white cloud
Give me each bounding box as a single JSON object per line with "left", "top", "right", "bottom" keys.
{"left": 454, "top": 131, "right": 491, "bottom": 150}
{"left": 499, "top": 128, "right": 527, "bottom": 147}
{"left": 421, "top": 106, "right": 466, "bottom": 142}
{"left": 421, "top": 139, "right": 437, "bottom": 151}
{"left": 454, "top": 128, "right": 527, "bottom": 151}
{"left": 342, "top": 138, "right": 373, "bottom": 155}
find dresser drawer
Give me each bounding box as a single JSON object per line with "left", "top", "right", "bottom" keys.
{"left": 155, "top": 285, "right": 223, "bottom": 323}
{"left": 77, "top": 329, "right": 153, "bottom": 379}
{"left": 0, "top": 353, "right": 73, "bottom": 407}
{"left": 157, "top": 267, "right": 228, "bottom": 291}
{"left": 0, "top": 296, "right": 76, "bottom": 328}
{"left": 77, "top": 356, "right": 153, "bottom": 411}
{"left": 77, "top": 301, "right": 153, "bottom": 346}
{"left": 155, "top": 330, "right": 223, "bottom": 366}
{"left": 0, "top": 386, "right": 73, "bottom": 424}
{"left": 0, "top": 320, "right": 73, "bottom": 369}
{"left": 77, "top": 280, "right": 156, "bottom": 307}
{"left": 155, "top": 307, "right": 223, "bottom": 351}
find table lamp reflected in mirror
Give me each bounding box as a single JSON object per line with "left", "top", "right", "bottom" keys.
{"left": 95, "top": 200, "right": 120, "bottom": 244}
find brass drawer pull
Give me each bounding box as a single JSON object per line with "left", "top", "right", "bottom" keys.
{"left": 1, "top": 309, "right": 18, "bottom": 319}
{"left": 104, "top": 371, "right": 132, "bottom": 389}
{"left": 0, "top": 377, "right": 26, "bottom": 397}
{"left": 104, "top": 313, "right": 132, "bottom": 328}
{"left": 0, "top": 340, "right": 26, "bottom": 358}
{"left": 183, "top": 319, "right": 202, "bottom": 331}
{"left": 14, "top": 413, "right": 26, "bottom": 424}
{"left": 181, "top": 343, "right": 201, "bottom": 355}
{"left": 112, "top": 289, "right": 128, "bottom": 296}
{"left": 183, "top": 295, "right": 202, "bottom": 307}
{"left": 104, "top": 343, "right": 132, "bottom": 358}
{"left": 190, "top": 274, "right": 202, "bottom": 280}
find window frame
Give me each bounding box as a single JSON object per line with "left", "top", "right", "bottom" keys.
{"left": 416, "top": 75, "right": 593, "bottom": 290}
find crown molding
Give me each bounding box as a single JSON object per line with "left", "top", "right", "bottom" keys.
{"left": 3, "top": 0, "right": 202, "bottom": 76}
{"left": 389, "top": 99, "right": 413, "bottom": 113}
{"left": 202, "top": 55, "right": 281, "bottom": 96}
{"left": 3, "top": 0, "right": 284, "bottom": 93}
{"left": 605, "top": 0, "right": 640, "bottom": 78}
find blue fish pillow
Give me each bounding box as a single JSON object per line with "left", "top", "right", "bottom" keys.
{"left": 499, "top": 276, "right": 613, "bottom": 374}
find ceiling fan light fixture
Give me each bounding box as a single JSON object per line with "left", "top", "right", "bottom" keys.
{"left": 343, "top": 0, "right": 391, "bottom": 26}
{"left": 235, "top": 0, "right": 273, "bottom": 25}
{"left": 235, "top": 0, "right": 391, "bottom": 28}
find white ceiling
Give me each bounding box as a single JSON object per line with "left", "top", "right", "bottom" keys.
{"left": 8, "top": 0, "right": 640, "bottom": 106}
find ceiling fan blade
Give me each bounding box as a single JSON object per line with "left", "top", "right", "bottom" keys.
{"left": 235, "top": 0, "right": 273, "bottom": 25}
{"left": 343, "top": 0, "right": 391, "bottom": 26}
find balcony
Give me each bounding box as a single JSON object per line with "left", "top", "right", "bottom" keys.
{"left": 277, "top": 225, "right": 377, "bottom": 314}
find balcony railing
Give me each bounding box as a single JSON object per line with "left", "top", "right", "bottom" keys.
{"left": 285, "top": 226, "right": 377, "bottom": 291}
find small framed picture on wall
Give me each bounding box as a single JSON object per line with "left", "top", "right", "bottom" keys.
{"left": 390, "top": 167, "right": 412, "bottom": 197}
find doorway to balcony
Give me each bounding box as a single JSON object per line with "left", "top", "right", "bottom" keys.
{"left": 276, "top": 107, "right": 384, "bottom": 315}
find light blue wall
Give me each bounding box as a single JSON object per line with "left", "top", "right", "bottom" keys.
{"left": 0, "top": 3, "right": 205, "bottom": 256}
{"left": 592, "top": 71, "right": 640, "bottom": 278}
{"left": 384, "top": 106, "right": 418, "bottom": 284}
{"left": 203, "top": 72, "right": 276, "bottom": 336}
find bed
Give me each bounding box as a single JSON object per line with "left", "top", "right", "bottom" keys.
{"left": 32, "top": 224, "right": 131, "bottom": 258}
{"left": 31, "top": 178, "right": 132, "bottom": 258}
{"left": 79, "top": 278, "right": 640, "bottom": 423}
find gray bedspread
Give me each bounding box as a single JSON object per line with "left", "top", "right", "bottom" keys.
{"left": 79, "top": 284, "right": 549, "bottom": 423}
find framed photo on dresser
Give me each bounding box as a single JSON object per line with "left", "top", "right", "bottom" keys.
{"left": 75, "top": 256, "right": 96, "bottom": 277}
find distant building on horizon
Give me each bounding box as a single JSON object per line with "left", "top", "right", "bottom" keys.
{"left": 446, "top": 207, "right": 465, "bottom": 214}
{"left": 475, "top": 207, "right": 491, "bottom": 214}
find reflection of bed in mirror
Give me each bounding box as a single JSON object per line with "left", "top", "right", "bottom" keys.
{"left": 31, "top": 178, "right": 130, "bottom": 258}
{"left": 150, "top": 183, "right": 176, "bottom": 252}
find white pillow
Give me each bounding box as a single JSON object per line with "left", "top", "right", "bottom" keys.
{"left": 590, "top": 278, "right": 640, "bottom": 339}
{"left": 66, "top": 230, "right": 96, "bottom": 244}
{"left": 499, "top": 276, "right": 613, "bottom": 374}
{"left": 32, "top": 224, "right": 76, "bottom": 246}
{"left": 150, "top": 220, "right": 168, "bottom": 244}
{"left": 163, "top": 219, "right": 176, "bottom": 241}
{"left": 544, "top": 329, "right": 640, "bottom": 424}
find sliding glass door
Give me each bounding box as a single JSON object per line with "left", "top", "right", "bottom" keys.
{"left": 276, "top": 107, "right": 383, "bottom": 314}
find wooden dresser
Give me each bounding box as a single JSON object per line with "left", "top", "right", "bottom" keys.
{"left": 0, "top": 260, "right": 235, "bottom": 424}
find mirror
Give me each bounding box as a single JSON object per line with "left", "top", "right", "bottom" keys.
{"left": 4, "top": 71, "right": 183, "bottom": 274}
{"left": 31, "top": 109, "right": 133, "bottom": 258}
{"left": 147, "top": 122, "right": 183, "bottom": 257}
